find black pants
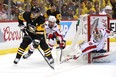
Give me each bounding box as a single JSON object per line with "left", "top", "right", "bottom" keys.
{"left": 20, "top": 31, "right": 49, "bottom": 51}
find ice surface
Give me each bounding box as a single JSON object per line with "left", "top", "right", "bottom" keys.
{"left": 0, "top": 42, "right": 116, "bottom": 77}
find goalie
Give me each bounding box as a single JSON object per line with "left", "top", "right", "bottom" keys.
{"left": 73, "top": 27, "right": 110, "bottom": 62}
{"left": 23, "top": 16, "right": 66, "bottom": 59}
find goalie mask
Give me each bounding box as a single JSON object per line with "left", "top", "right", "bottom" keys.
{"left": 93, "top": 28, "right": 103, "bottom": 42}
{"left": 48, "top": 16, "right": 56, "bottom": 28}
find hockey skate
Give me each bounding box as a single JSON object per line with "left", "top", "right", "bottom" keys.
{"left": 23, "top": 50, "right": 33, "bottom": 59}
{"left": 13, "top": 58, "right": 20, "bottom": 64}
{"left": 23, "top": 53, "right": 32, "bottom": 59}
{"left": 45, "top": 57, "right": 54, "bottom": 69}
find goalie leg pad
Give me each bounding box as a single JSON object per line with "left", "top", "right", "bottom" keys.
{"left": 91, "top": 53, "right": 109, "bottom": 63}
{"left": 98, "top": 49, "right": 107, "bottom": 53}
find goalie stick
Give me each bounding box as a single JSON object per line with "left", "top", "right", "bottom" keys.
{"left": 61, "top": 16, "right": 83, "bottom": 63}
{"left": 59, "top": 48, "right": 63, "bottom": 62}
{"left": 60, "top": 51, "right": 81, "bottom": 64}
{"left": 24, "top": 30, "right": 54, "bottom": 69}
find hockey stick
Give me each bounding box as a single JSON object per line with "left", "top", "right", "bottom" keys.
{"left": 60, "top": 51, "right": 81, "bottom": 64}
{"left": 37, "top": 48, "right": 54, "bottom": 69}
{"left": 24, "top": 30, "right": 54, "bottom": 69}
{"left": 59, "top": 48, "right": 63, "bottom": 63}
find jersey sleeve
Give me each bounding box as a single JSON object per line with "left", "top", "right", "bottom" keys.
{"left": 56, "top": 11, "right": 62, "bottom": 24}
{"left": 18, "top": 12, "right": 25, "bottom": 26}
{"left": 36, "top": 15, "right": 46, "bottom": 31}
{"left": 44, "top": 10, "right": 49, "bottom": 18}
{"left": 18, "top": 12, "right": 31, "bottom": 26}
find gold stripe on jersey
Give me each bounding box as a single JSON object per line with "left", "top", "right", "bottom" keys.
{"left": 44, "top": 13, "right": 48, "bottom": 18}
{"left": 56, "top": 14, "right": 62, "bottom": 20}
{"left": 18, "top": 12, "right": 25, "bottom": 21}
{"left": 36, "top": 24, "right": 45, "bottom": 31}
{"left": 36, "top": 31, "right": 44, "bottom": 34}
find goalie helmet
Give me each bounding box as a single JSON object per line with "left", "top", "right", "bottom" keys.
{"left": 93, "top": 28, "right": 103, "bottom": 42}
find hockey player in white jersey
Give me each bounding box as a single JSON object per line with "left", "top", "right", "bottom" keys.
{"left": 45, "top": 16, "right": 66, "bottom": 50}
{"left": 73, "top": 27, "right": 110, "bottom": 62}
{"left": 23, "top": 16, "right": 66, "bottom": 59}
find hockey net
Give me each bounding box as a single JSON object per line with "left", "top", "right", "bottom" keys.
{"left": 62, "top": 14, "right": 110, "bottom": 63}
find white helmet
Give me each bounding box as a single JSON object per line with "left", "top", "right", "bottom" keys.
{"left": 48, "top": 16, "right": 56, "bottom": 23}
{"left": 93, "top": 28, "right": 103, "bottom": 42}
{"left": 105, "top": 6, "right": 112, "bottom": 10}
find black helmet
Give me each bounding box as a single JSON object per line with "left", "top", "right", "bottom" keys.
{"left": 50, "top": 3, "right": 56, "bottom": 7}
{"left": 31, "top": 6, "right": 40, "bottom": 13}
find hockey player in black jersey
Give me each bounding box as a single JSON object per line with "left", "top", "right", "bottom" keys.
{"left": 13, "top": 7, "right": 54, "bottom": 66}
{"left": 44, "top": 3, "right": 61, "bottom": 28}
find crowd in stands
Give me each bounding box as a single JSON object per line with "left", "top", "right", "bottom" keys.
{"left": 0, "top": 0, "right": 116, "bottom": 21}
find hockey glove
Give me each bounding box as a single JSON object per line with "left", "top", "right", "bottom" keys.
{"left": 28, "top": 24, "right": 36, "bottom": 33}
{"left": 18, "top": 25, "right": 26, "bottom": 33}
{"left": 59, "top": 40, "right": 66, "bottom": 49}
{"left": 32, "top": 39, "right": 40, "bottom": 48}
{"left": 48, "top": 34, "right": 53, "bottom": 39}
{"left": 47, "top": 34, "right": 56, "bottom": 40}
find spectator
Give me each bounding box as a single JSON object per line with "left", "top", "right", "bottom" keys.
{"left": 94, "top": 0, "right": 99, "bottom": 14}
{"left": 16, "top": 1, "right": 24, "bottom": 13}
{"left": 0, "top": 2, "right": 7, "bottom": 20}
{"left": 61, "top": 4, "right": 69, "bottom": 19}
{"left": 89, "top": 8, "right": 96, "bottom": 14}
{"left": 10, "top": 6, "right": 19, "bottom": 20}
{"left": 100, "top": 5, "right": 113, "bottom": 18}
{"left": 110, "top": 0, "right": 116, "bottom": 19}
{"left": 86, "top": 1, "right": 93, "bottom": 14}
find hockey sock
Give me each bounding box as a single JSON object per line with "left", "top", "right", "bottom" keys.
{"left": 44, "top": 48, "right": 53, "bottom": 59}
{"left": 16, "top": 48, "right": 25, "bottom": 59}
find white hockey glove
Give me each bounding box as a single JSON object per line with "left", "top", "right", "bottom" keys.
{"left": 32, "top": 39, "right": 40, "bottom": 48}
